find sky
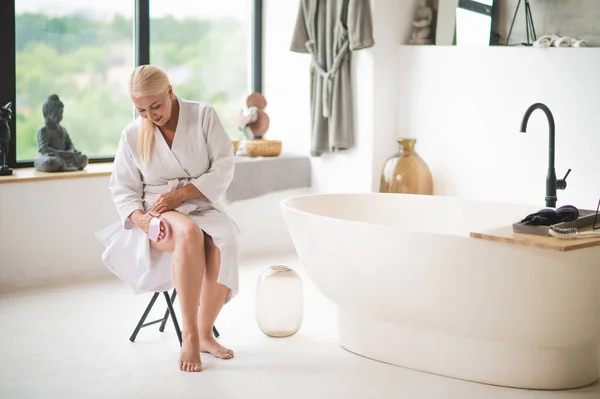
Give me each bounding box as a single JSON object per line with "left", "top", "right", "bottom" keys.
{"left": 15, "top": 0, "right": 251, "bottom": 21}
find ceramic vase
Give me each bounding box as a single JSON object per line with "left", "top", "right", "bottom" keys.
{"left": 380, "top": 138, "right": 433, "bottom": 195}
{"left": 255, "top": 265, "right": 303, "bottom": 337}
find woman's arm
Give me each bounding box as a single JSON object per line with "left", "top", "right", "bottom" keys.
{"left": 150, "top": 184, "right": 203, "bottom": 215}
{"left": 109, "top": 132, "right": 145, "bottom": 229}
{"left": 189, "top": 105, "right": 234, "bottom": 203}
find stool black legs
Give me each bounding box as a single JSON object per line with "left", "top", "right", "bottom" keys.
{"left": 162, "top": 291, "right": 182, "bottom": 345}
{"left": 129, "top": 288, "right": 220, "bottom": 345}
{"left": 129, "top": 292, "right": 161, "bottom": 343}
{"left": 158, "top": 289, "right": 178, "bottom": 333}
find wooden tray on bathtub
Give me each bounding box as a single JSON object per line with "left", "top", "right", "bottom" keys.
{"left": 469, "top": 225, "right": 600, "bottom": 252}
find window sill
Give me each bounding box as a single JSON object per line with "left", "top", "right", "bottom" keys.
{"left": 0, "top": 154, "right": 313, "bottom": 199}
{"left": 0, "top": 163, "right": 114, "bottom": 184}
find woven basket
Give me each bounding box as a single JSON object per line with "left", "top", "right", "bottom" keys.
{"left": 245, "top": 139, "right": 282, "bottom": 157}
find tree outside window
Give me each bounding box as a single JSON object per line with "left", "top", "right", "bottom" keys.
{"left": 14, "top": 0, "right": 253, "bottom": 163}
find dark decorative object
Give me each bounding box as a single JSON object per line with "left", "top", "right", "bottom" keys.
{"left": 34, "top": 94, "right": 88, "bottom": 172}
{"left": 0, "top": 102, "right": 13, "bottom": 176}
{"left": 513, "top": 205, "right": 598, "bottom": 237}
{"left": 506, "top": 0, "right": 537, "bottom": 46}
{"left": 594, "top": 198, "right": 600, "bottom": 230}
{"left": 520, "top": 205, "right": 579, "bottom": 226}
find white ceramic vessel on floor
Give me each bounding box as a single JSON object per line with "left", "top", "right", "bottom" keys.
{"left": 281, "top": 193, "right": 600, "bottom": 390}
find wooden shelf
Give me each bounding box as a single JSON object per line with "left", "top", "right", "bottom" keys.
{"left": 470, "top": 225, "right": 600, "bottom": 252}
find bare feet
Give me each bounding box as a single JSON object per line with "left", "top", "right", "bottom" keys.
{"left": 200, "top": 336, "right": 234, "bottom": 359}
{"left": 179, "top": 334, "right": 202, "bottom": 372}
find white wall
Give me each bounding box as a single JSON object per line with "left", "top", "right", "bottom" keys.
{"left": 265, "top": 0, "right": 599, "bottom": 210}
{"left": 262, "top": 0, "right": 311, "bottom": 156}
{"left": 264, "top": 0, "right": 406, "bottom": 194}
{"left": 0, "top": 178, "right": 117, "bottom": 290}
{"left": 393, "top": 45, "right": 600, "bottom": 210}
{"left": 370, "top": 1, "right": 414, "bottom": 192}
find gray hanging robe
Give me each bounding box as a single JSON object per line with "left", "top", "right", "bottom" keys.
{"left": 290, "top": 0, "right": 374, "bottom": 156}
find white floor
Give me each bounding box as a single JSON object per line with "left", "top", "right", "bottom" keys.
{"left": 1, "top": 254, "right": 599, "bottom": 399}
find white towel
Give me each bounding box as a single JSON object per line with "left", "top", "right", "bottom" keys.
{"left": 553, "top": 36, "right": 573, "bottom": 47}
{"left": 534, "top": 34, "right": 558, "bottom": 48}
{"left": 572, "top": 38, "right": 590, "bottom": 47}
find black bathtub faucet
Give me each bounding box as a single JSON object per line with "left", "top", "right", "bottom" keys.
{"left": 520, "top": 103, "right": 571, "bottom": 208}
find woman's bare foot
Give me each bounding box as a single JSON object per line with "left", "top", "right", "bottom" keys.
{"left": 200, "top": 336, "right": 234, "bottom": 359}
{"left": 180, "top": 334, "right": 202, "bottom": 372}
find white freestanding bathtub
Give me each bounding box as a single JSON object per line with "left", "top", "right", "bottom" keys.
{"left": 280, "top": 193, "right": 600, "bottom": 390}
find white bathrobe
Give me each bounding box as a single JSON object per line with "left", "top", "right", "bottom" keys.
{"left": 96, "top": 99, "right": 240, "bottom": 303}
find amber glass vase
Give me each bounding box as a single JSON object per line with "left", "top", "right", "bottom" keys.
{"left": 379, "top": 138, "right": 433, "bottom": 195}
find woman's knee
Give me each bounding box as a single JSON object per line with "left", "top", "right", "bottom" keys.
{"left": 176, "top": 219, "right": 204, "bottom": 245}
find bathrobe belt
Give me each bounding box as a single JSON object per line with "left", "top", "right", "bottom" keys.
{"left": 143, "top": 179, "right": 199, "bottom": 215}
{"left": 305, "top": 38, "right": 350, "bottom": 119}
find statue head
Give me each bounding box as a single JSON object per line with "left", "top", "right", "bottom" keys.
{"left": 43, "top": 94, "right": 64, "bottom": 125}
{"left": 0, "top": 102, "right": 12, "bottom": 122}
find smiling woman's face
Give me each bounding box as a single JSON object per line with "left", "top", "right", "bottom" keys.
{"left": 132, "top": 86, "right": 174, "bottom": 126}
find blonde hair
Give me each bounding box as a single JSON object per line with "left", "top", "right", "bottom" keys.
{"left": 128, "top": 65, "right": 171, "bottom": 164}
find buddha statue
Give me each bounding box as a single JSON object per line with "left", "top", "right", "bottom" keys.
{"left": 34, "top": 94, "right": 88, "bottom": 172}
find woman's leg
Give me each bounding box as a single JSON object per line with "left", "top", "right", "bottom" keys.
{"left": 198, "top": 233, "right": 234, "bottom": 359}
{"left": 150, "top": 211, "right": 205, "bottom": 372}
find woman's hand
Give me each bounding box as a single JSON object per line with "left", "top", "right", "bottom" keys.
{"left": 131, "top": 210, "right": 160, "bottom": 234}
{"left": 151, "top": 190, "right": 185, "bottom": 214}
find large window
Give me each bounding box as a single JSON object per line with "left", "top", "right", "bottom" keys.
{"left": 14, "top": 0, "right": 135, "bottom": 161}
{"left": 1, "top": 0, "right": 262, "bottom": 168}
{"left": 150, "top": 0, "right": 253, "bottom": 140}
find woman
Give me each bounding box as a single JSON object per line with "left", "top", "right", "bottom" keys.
{"left": 96, "top": 65, "right": 240, "bottom": 372}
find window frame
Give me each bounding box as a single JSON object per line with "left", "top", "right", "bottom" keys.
{"left": 1, "top": 0, "right": 263, "bottom": 169}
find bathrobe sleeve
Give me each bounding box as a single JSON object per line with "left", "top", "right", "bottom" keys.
{"left": 290, "top": 1, "right": 310, "bottom": 53}
{"left": 348, "top": 0, "right": 375, "bottom": 51}
{"left": 190, "top": 106, "right": 234, "bottom": 205}
{"left": 109, "top": 132, "right": 144, "bottom": 230}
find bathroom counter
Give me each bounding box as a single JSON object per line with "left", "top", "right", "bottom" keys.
{"left": 470, "top": 225, "right": 600, "bottom": 252}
